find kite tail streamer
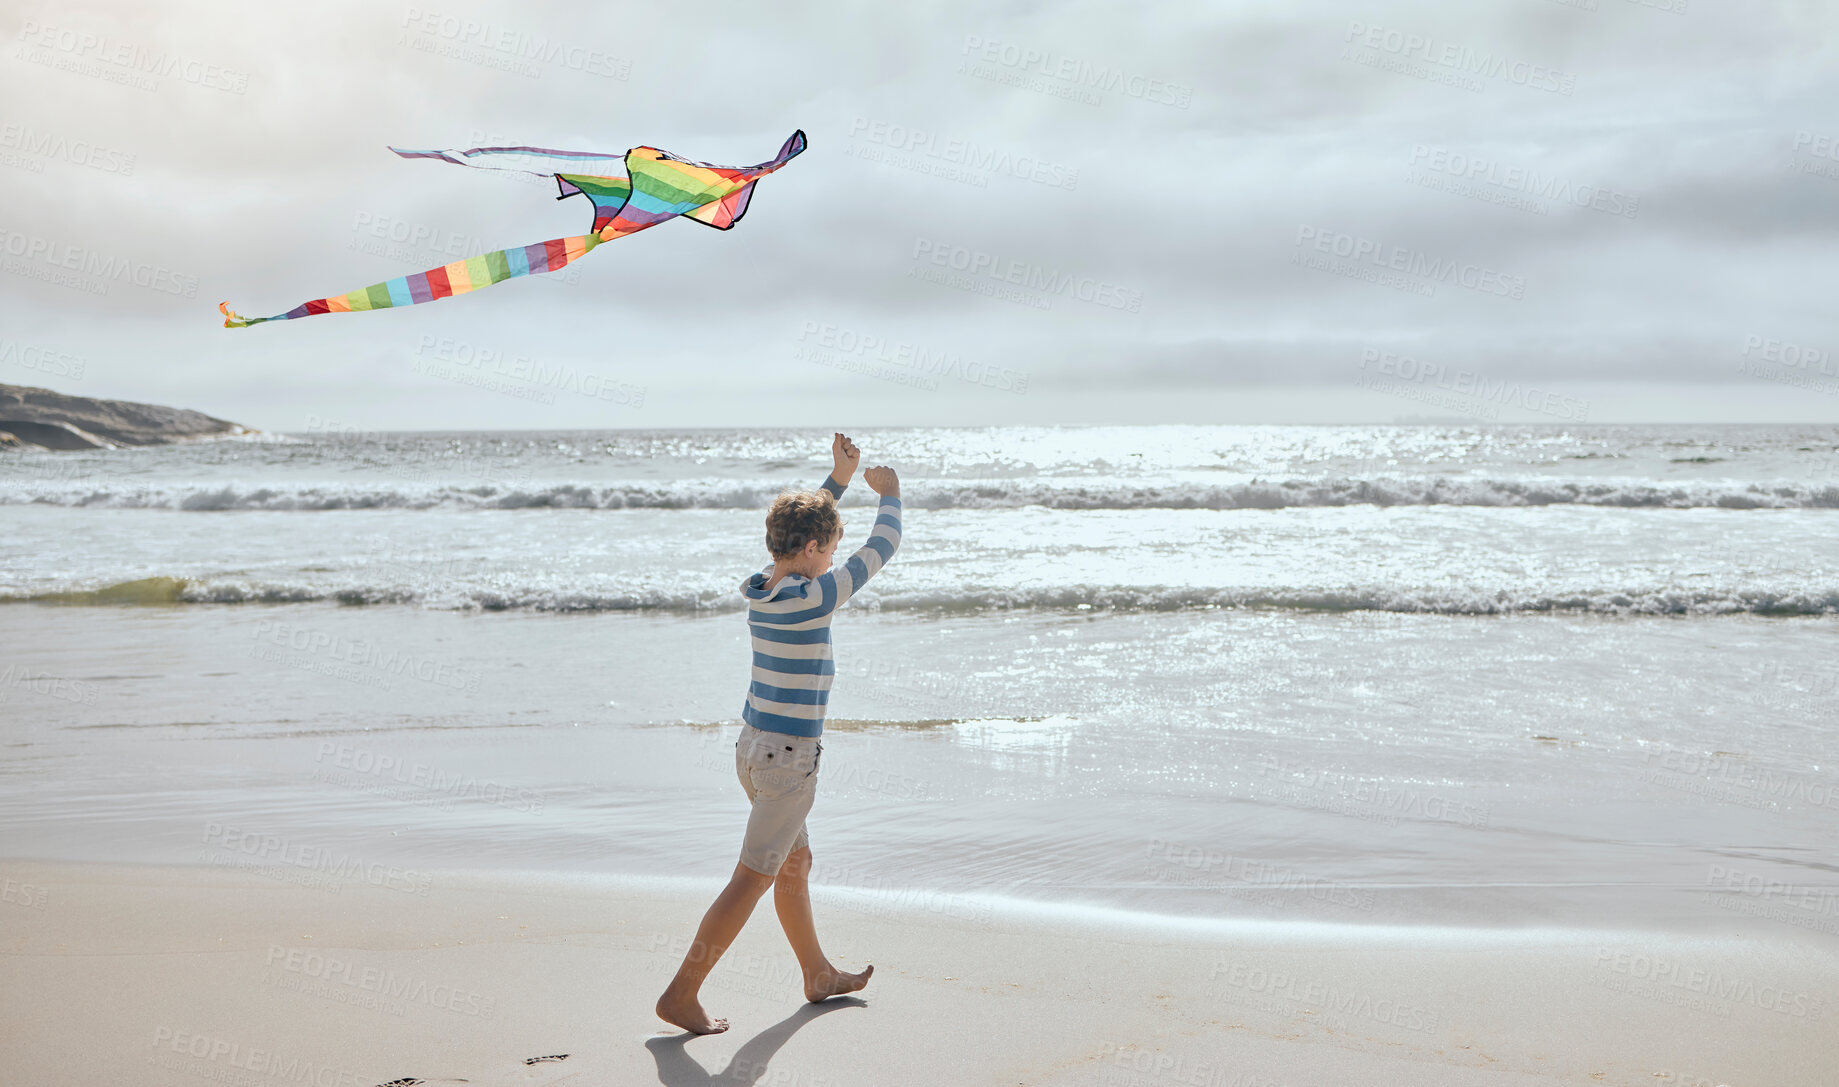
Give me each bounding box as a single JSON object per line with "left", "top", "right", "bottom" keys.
{"left": 219, "top": 230, "right": 605, "bottom": 327}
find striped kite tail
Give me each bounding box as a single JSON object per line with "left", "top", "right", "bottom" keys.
{"left": 219, "top": 231, "right": 605, "bottom": 328}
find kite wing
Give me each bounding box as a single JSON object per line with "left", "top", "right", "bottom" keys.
{"left": 220, "top": 130, "right": 806, "bottom": 328}
{"left": 685, "top": 181, "right": 755, "bottom": 230}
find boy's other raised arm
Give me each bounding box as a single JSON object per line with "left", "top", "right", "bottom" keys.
{"left": 823, "top": 467, "right": 901, "bottom": 612}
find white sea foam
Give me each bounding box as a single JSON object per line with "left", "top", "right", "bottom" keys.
{"left": 9, "top": 577, "right": 1835, "bottom": 616}
{"left": 3, "top": 476, "right": 1837, "bottom": 510}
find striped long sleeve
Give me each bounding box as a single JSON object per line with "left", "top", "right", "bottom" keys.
{"left": 738, "top": 475, "right": 904, "bottom": 737}
{"left": 818, "top": 481, "right": 902, "bottom": 614}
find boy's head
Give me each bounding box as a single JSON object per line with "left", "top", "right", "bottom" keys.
{"left": 765, "top": 489, "right": 843, "bottom": 563}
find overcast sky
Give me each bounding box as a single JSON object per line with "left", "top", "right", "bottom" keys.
{"left": 1, "top": 0, "right": 1836, "bottom": 430}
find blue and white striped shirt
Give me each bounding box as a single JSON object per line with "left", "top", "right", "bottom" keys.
{"left": 740, "top": 475, "right": 903, "bottom": 738}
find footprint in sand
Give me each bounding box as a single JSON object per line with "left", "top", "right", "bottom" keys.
{"left": 373, "top": 1000, "right": 861, "bottom": 1087}
{"left": 373, "top": 1053, "right": 576, "bottom": 1086}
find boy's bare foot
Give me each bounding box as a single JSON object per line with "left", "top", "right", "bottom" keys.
{"left": 804, "top": 963, "right": 873, "bottom": 1003}
{"left": 655, "top": 991, "right": 730, "bottom": 1035}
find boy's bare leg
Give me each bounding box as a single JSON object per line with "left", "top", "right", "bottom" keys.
{"left": 656, "top": 861, "right": 776, "bottom": 1034}
{"left": 773, "top": 846, "right": 874, "bottom": 1002}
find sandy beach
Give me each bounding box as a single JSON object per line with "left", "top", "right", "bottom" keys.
{"left": 3, "top": 858, "right": 1834, "bottom": 1086}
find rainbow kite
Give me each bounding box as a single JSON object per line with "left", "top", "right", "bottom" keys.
{"left": 219, "top": 130, "right": 807, "bottom": 328}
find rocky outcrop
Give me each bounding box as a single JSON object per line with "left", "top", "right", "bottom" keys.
{"left": 0, "top": 384, "right": 253, "bottom": 450}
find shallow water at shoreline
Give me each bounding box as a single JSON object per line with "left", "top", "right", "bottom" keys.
{"left": 3, "top": 602, "right": 1834, "bottom": 938}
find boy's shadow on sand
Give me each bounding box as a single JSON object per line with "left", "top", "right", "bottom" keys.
{"left": 645, "top": 998, "right": 867, "bottom": 1086}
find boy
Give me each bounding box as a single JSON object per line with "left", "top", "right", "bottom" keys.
{"left": 656, "top": 432, "right": 903, "bottom": 1035}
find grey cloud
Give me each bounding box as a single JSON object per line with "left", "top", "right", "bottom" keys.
{"left": 0, "top": 0, "right": 1835, "bottom": 427}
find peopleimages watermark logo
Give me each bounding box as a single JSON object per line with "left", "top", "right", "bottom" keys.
{"left": 845, "top": 117, "right": 1078, "bottom": 192}
{"left": 1340, "top": 21, "right": 1576, "bottom": 96}
{"left": 0, "top": 663, "right": 99, "bottom": 705}
{"left": 1637, "top": 743, "right": 1839, "bottom": 813}
{"left": 1359, "top": 347, "right": 1589, "bottom": 422}
{"left": 1790, "top": 130, "right": 1839, "bottom": 182}
{"left": 397, "top": 7, "right": 632, "bottom": 80}
{"left": 265, "top": 945, "right": 497, "bottom": 1018}
{"left": 794, "top": 320, "right": 1028, "bottom": 395}
{"left": 14, "top": 19, "right": 251, "bottom": 95}
{"left": 314, "top": 741, "right": 544, "bottom": 814}
{"left": 805, "top": 859, "right": 995, "bottom": 925}
{"left": 1144, "top": 839, "right": 1375, "bottom": 912}
{"left": 1592, "top": 947, "right": 1824, "bottom": 1020}
{"left": 1746, "top": 658, "right": 1839, "bottom": 718}
{"left": 1207, "top": 961, "right": 1442, "bottom": 1034}
{"left": 909, "top": 238, "right": 1144, "bottom": 313}
{"left": 347, "top": 210, "right": 582, "bottom": 292}
{"left": 199, "top": 822, "right": 434, "bottom": 896}
{"left": 1738, "top": 333, "right": 1839, "bottom": 396}
{"left": 1702, "top": 862, "right": 1839, "bottom": 937}
{"left": 148, "top": 1026, "right": 366, "bottom": 1085}
{"left": 0, "top": 121, "right": 134, "bottom": 175}
{"left": 1406, "top": 145, "right": 1638, "bottom": 219}
{"left": 1293, "top": 225, "right": 1526, "bottom": 300}
{"left": 1094, "top": 1041, "right": 1291, "bottom": 1087}
{"left": 302, "top": 416, "right": 543, "bottom": 495}
{"left": 0, "top": 226, "right": 199, "bottom": 298}
{"left": 249, "top": 618, "right": 483, "bottom": 695}
{"left": 956, "top": 35, "right": 1193, "bottom": 109}
{"left": 412, "top": 335, "right": 645, "bottom": 407}
{"left": 645, "top": 932, "right": 808, "bottom": 1004}
{"left": 1250, "top": 756, "right": 1490, "bottom": 828}
{"left": 0, "top": 338, "right": 86, "bottom": 381}
{"left": 2, "top": 877, "right": 48, "bottom": 910}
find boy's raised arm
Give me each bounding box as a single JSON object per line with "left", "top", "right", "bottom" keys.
{"left": 823, "top": 432, "right": 860, "bottom": 498}
{"left": 823, "top": 466, "right": 901, "bottom": 612}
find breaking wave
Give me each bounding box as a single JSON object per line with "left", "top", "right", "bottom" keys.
{"left": 4, "top": 476, "right": 1838, "bottom": 511}
{"left": 10, "top": 577, "right": 1836, "bottom": 617}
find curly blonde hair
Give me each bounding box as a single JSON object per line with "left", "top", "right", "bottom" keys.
{"left": 765, "top": 489, "right": 844, "bottom": 559}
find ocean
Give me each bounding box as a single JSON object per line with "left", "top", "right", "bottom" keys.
{"left": 3, "top": 424, "right": 1836, "bottom": 934}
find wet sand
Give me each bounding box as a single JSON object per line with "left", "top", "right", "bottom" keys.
{"left": 3, "top": 859, "right": 1834, "bottom": 1086}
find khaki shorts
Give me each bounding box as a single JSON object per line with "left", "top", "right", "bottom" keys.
{"left": 735, "top": 724, "right": 822, "bottom": 877}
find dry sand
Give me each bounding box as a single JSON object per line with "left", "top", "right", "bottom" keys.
{"left": 2, "top": 859, "right": 1833, "bottom": 1086}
